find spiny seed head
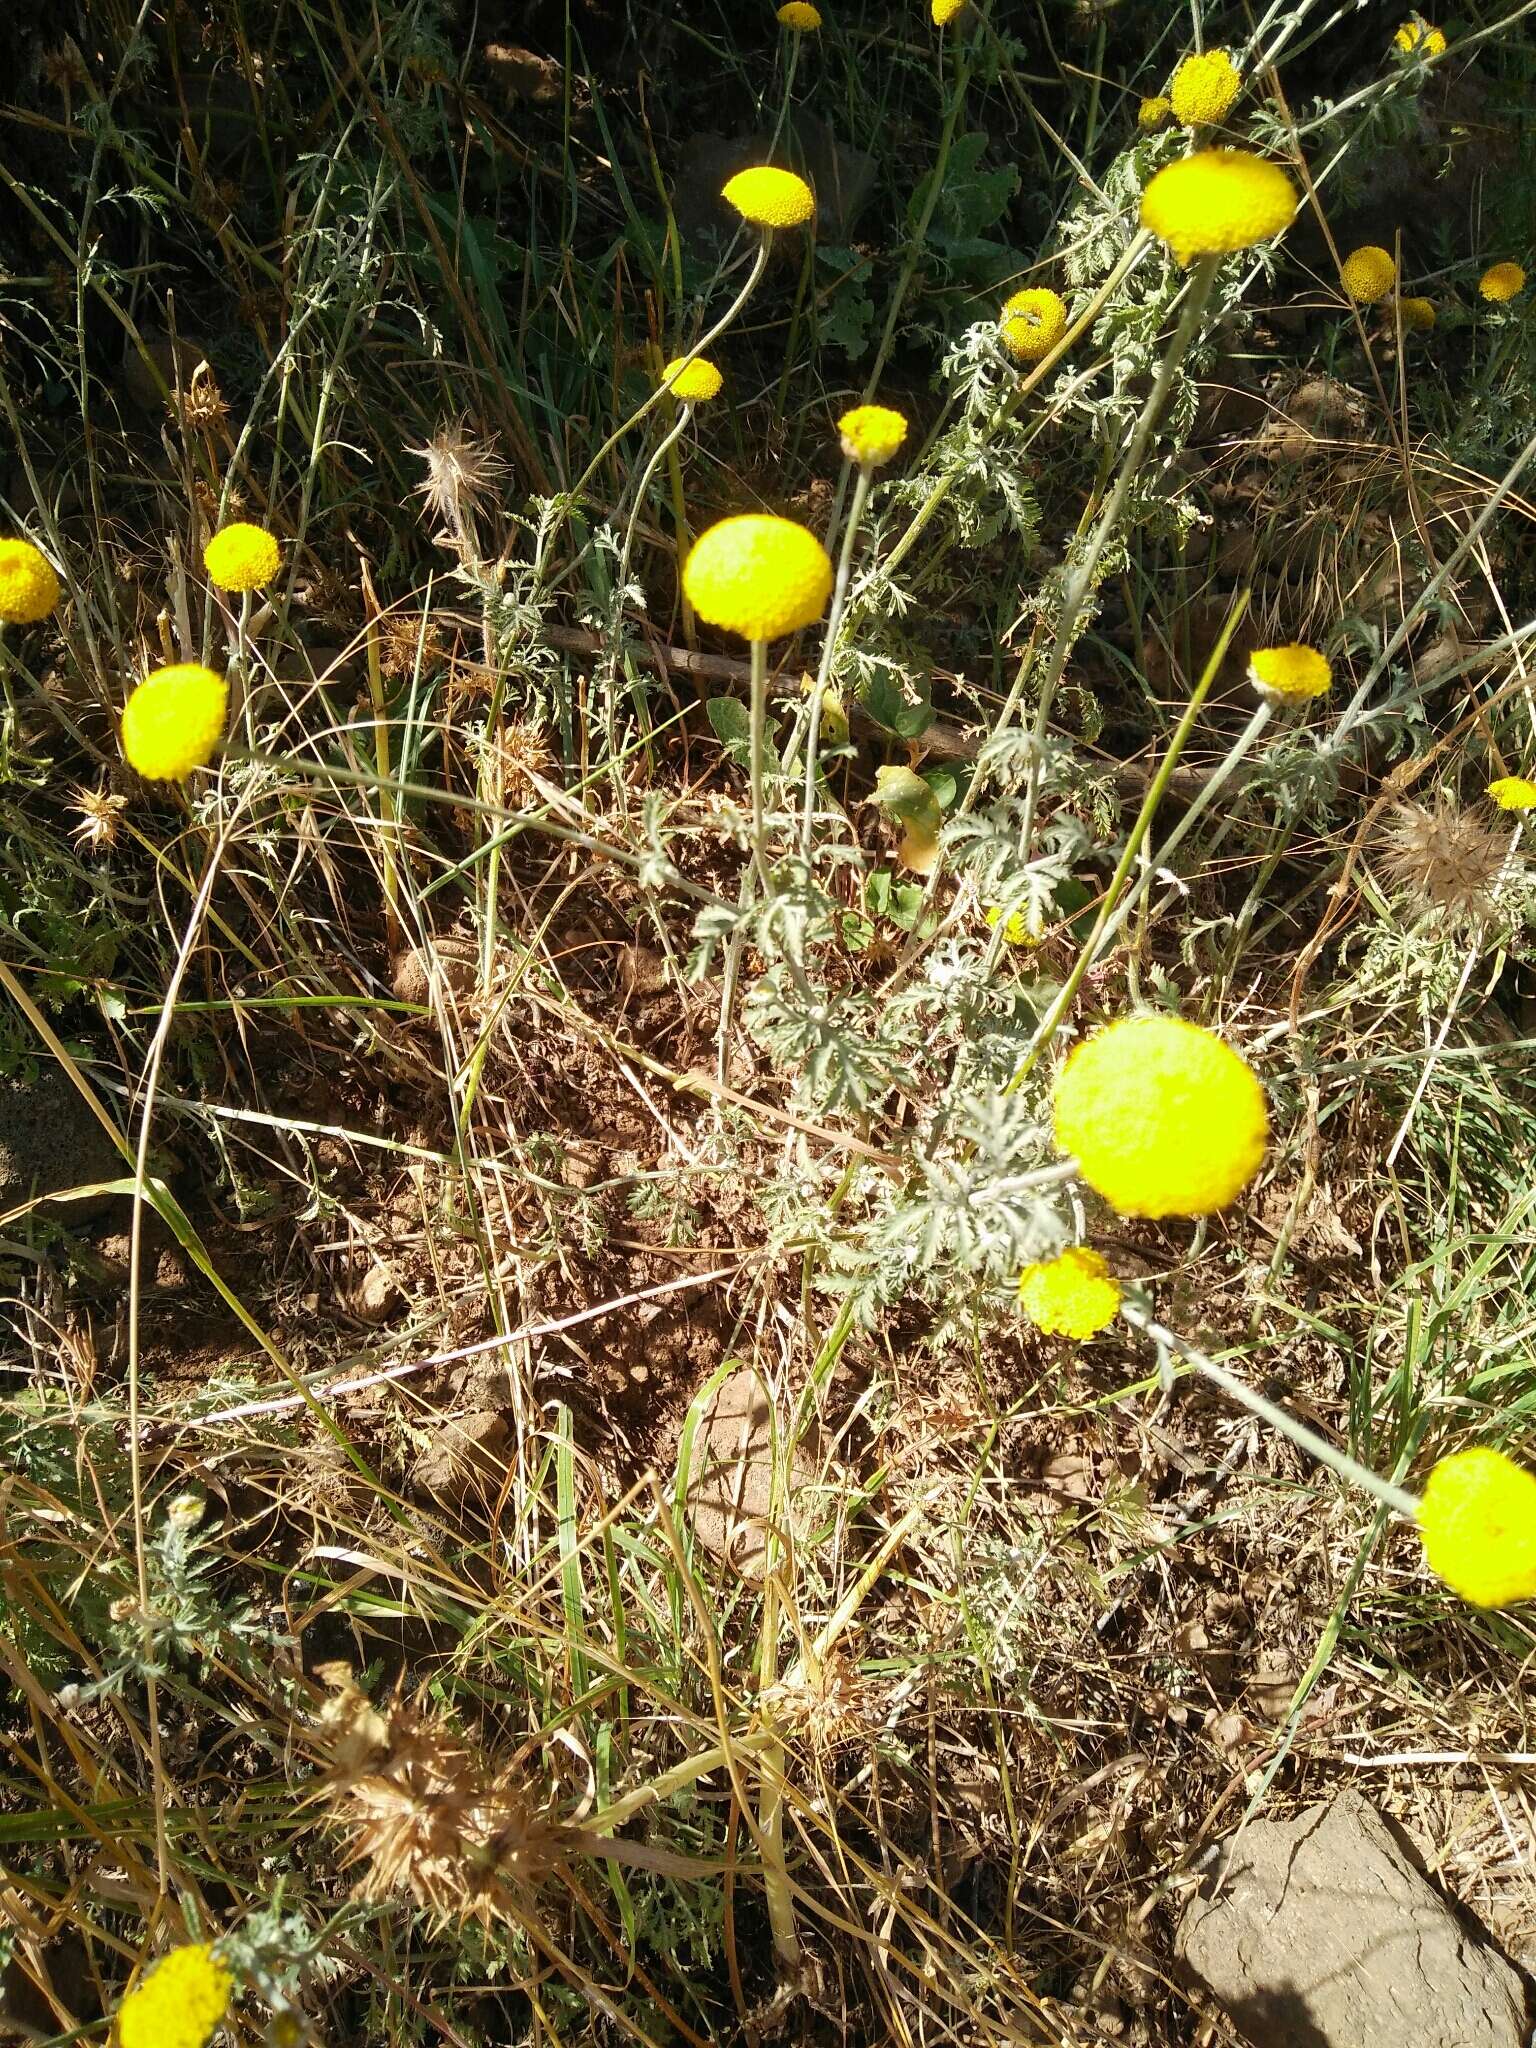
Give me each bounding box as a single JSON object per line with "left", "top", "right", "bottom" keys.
{"left": 69, "top": 783, "right": 129, "bottom": 852}
{"left": 1379, "top": 799, "right": 1508, "bottom": 925}
{"left": 408, "top": 418, "right": 508, "bottom": 532}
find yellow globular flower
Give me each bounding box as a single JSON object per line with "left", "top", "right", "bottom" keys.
{"left": 1393, "top": 17, "right": 1446, "bottom": 58}
{"left": 1479, "top": 261, "right": 1526, "bottom": 303}
{"left": 777, "top": 1, "right": 822, "bottom": 26}
{"left": 999, "top": 287, "right": 1068, "bottom": 362}
{"left": 1138, "top": 95, "right": 1173, "bottom": 132}
{"left": 721, "top": 166, "right": 815, "bottom": 231}
{"left": 931, "top": 0, "right": 969, "bottom": 23}
{"left": 203, "top": 521, "right": 281, "bottom": 594}
{"left": 121, "top": 663, "right": 229, "bottom": 781}
{"left": 1396, "top": 295, "right": 1436, "bottom": 331}
{"left": 1488, "top": 775, "right": 1536, "bottom": 812}
{"left": 1053, "top": 1013, "right": 1268, "bottom": 1219}
{"left": 1417, "top": 1448, "right": 1536, "bottom": 1609}
{"left": 1340, "top": 245, "right": 1397, "bottom": 304}
{"left": 116, "top": 1943, "right": 234, "bottom": 2048}
{"left": 1248, "top": 643, "right": 1332, "bottom": 703}
{"left": 682, "top": 514, "right": 832, "bottom": 641}
{"left": 1139, "top": 150, "right": 1298, "bottom": 266}
{"left": 662, "top": 355, "right": 724, "bottom": 402}
{"left": 0, "top": 537, "right": 62, "bottom": 624}
{"left": 1169, "top": 48, "right": 1242, "bottom": 128}
{"left": 1018, "top": 1246, "right": 1122, "bottom": 1341}
{"left": 837, "top": 403, "right": 909, "bottom": 467}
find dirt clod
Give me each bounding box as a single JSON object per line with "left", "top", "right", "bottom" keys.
{"left": 1178, "top": 1790, "right": 1529, "bottom": 2048}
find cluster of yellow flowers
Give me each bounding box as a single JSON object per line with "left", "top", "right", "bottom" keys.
{"left": 1488, "top": 774, "right": 1536, "bottom": 812}
{"left": 1393, "top": 15, "right": 1447, "bottom": 59}
{"left": 1168, "top": 47, "right": 1242, "bottom": 127}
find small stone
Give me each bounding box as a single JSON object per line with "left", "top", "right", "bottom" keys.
{"left": 410, "top": 1411, "right": 509, "bottom": 1506}
{"left": 351, "top": 1263, "right": 399, "bottom": 1322}
{"left": 391, "top": 941, "right": 477, "bottom": 1006}
{"left": 682, "top": 1365, "right": 813, "bottom": 1579}
{"left": 1178, "top": 1791, "right": 1529, "bottom": 2048}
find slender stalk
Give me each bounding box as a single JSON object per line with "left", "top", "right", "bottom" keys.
{"left": 748, "top": 639, "right": 772, "bottom": 886}
{"left": 1120, "top": 1299, "right": 1421, "bottom": 1521}
{"left": 795, "top": 464, "right": 873, "bottom": 855}
{"left": 863, "top": 49, "right": 972, "bottom": 401}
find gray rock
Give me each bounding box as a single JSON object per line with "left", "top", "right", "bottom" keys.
{"left": 681, "top": 1364, "right": 813, "bottom": 1579}
{"left": 1178, "top": 1790, "right": 1529, "bottom": 2048}
{"left": 0, "top": 1070, "right": 123, "bottom": 1220}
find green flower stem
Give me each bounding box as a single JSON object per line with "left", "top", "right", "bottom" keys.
{"left": 877, "top": 231, "right": 1152, "bottom": 591}
{"left": 1003, "top": 586, "right": 1250, "bottom": 1092}
{"left": 767, "top": 29, "right": 802, "bottom": 163}
{"left": 861, "top": 46, "right": 973, "bottom": 403}
{"left": 613, "top": 404, "right": 693, "bottom": 653}
{"left": 544, "top": 235, "right": 771, "bottom": 563}
{"left": 793, "top": 464, "right": 874, "bottom": 856}
{"left": 1013, "top": 253, "right": 1223, "bottom": 866}
{"left": 749, "top": 638, "right": 772, "bottom": 886}
{"left": 1119, "top": 1297, "right": 1421, "bottom": 1522}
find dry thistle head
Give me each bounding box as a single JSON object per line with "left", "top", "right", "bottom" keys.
{"left": 408, "top": 418, "right": 508, "bottom": 544}
{"left": 376, "top": 610, "right": 448, "bottom": 682}
{"left": 1379, "top": 799, "right": 1509, "bottom": 926}
{"left": 176, "top": 362, "right": 231, "bottom": 436}
{"left": 315, "top": 1671, "right": 558, "bottom": 1927}
{"left": 764, "top": 1645, "right": 874, "bottom": 1757}
{"left": 486, "top": 717, "right": 554, "bottom": 802}
{"left": 69, "top": 784, "right": 129, "bottom": 853}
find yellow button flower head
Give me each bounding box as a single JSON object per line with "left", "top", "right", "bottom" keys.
{"left": 1248, "top": 643, "right": 1332, "bottom": 703}
{"left": 932, "top": 0, "right": 969, "bottom": 22}
{"left": 778, "top": 1, "right": 822, "bottom": 26}
{"left": 683, "top": 515, "right": 832, "bottom": 641}
{"left": 117, "top": 1943, "right": 234, "bottom": 2048}
{"left": 662, "top": 355, "right": 724, "bottom": 402}
{"left": 1479, "top": 261, "right": 1526, "bottom": 303}
{"left": 837, "top": 404, "right": 909, "bottom": 467}
{"left": 1018, "top": 1246, "right": 1121, "bottom": 1340}
{"left": 1340, "top": 245, "right": 1397, "bottom": 304}
{"left": 203, "top": 521, "right": 281, "bottom": 593}
{"left": 1396, "top": 295, "right": 1436, "bottom": 331}
{"left": 1138, "top": 95, "right": 1173, "bottom": 133}
{"left": 1053, "top": 1013, "right": 1268, "bottom": 1218}
{"left": 999, "top": 287, "right": 1067, "bottom": 362}
{"left": 1393, "top": 17, "right": 1446, "bottom": 58}
{"left": 1418, "top": 1448, "right": 1536, "bottom": 1608}
{"left": 1140, "top": 150, "right": 1298, "bottom": 266}
{"left": 1169, "top": 48, "right": 1242, "bottom": 127}
{"left": 986, "top": 903, "right": 1039, "bottom": 947}
{"left": 722, "top": 166, "right": 815, "bottom": 231}
{"left": 1488, "top": 775, "right": 1536, "bottom": 812}
{"left": 121, "top": 663, "right": 229, "bottom": 781}
{"left": 0, "top": 537, "right": 62, "bottom": 624}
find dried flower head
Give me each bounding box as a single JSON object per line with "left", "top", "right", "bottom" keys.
{"left": 69, "top": 783, "right": 129, "bottom": 853}
{"left": 1340, "top": 245, "right": 1397, "bottom": 304}
{"left": 1169, "top": 48, "right": 1241, "bottom": 127}
{"left": 408, "top": 418, "right": 508, "bottom": 537}
{"left": 1053, "top": 1014, "right": 1268, "bottom": 1218}
{"left": 1018, "top": 1246, "right": 1121, "bottom": 1339}
{"left": 999, "top": 286, "right": 1068, "bottom": 362}
{"left": 1379, "top": 799, "right": 1507, "bottom": 925}
{"left": 1488, "top": 775, "right": 1536, "bottom": 813}
{"left": 837, "top": 403, "right": 909, "bottom": 466}
{"left": 1479, "top": 261, "right": 1526, "bottom": 303}
{"left": 115, "top": 1944, "right": 233, "bottom": 2048}
{"left": 0, "top": 538, "right": 62, "bottom": 624}
{"left": 661, "top": 354, "right": 724, "bottom": 402}
{"left": 721, "top": 166, "right": 815, "bottom": 230}
{"left": 377, "top": 610, "right": 448, "bottom": 683}
{"left": 176, "top": 362, "right": 231, "bottom": 434}
{"left": 317, "top": 1673, "right": 560, "bottom": 1925}
{"left": 1418, "top": 1447, "right": 1536, "bottom": 1608}
{"left": 1139, "top": 150, "right": 1298, "bottom": 265}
